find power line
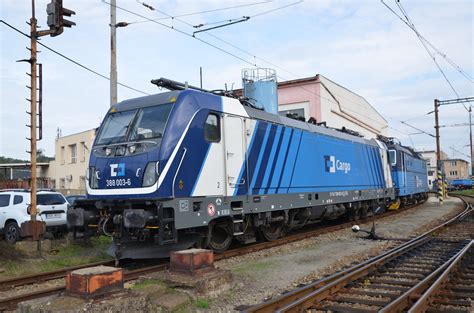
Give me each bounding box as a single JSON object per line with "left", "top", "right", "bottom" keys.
{"left": 250, "top": 0, "right": 303, "bottom": 18}
{"left": 0, "top": 19, "right": 150, "bottom": 96}
{"left": 107, "top": 1, "right": 415, "bottom": 139}
{"left": 381, "top": 0, "right": 473, "bottom": 84}
{"left": 129, "top": 1, "right": 273, "bottom": 25}
{"left": 394, "top": 1, "right": 460, "bottom": 100}
{"left": 103, "top": 1, "right": 258, "bottom": 67}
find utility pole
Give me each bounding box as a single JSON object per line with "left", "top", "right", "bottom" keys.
{"left": 470, "top": 107, "right": 473, "bottom": 178}
{"left": 434, "top": 99, "right": 443, "bottom": 203}
{"left": 22, "top": 0, "right": 75, "bottom": 240}
{"left": 110, "top": 0, "right": 118, "bottom": 106}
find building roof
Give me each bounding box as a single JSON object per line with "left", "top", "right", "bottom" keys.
{"left": 233, "top": 74, "right": 387, "bottom": 123}
{"left": 57, "top": 128, "right": 97, "bottom": 140}
{"left": 443, "top": 158, "right": 469, "bottom": 163}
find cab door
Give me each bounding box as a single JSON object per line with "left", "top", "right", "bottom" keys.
{"left": 224, "top": 114, "right": 247, "bottom": 196}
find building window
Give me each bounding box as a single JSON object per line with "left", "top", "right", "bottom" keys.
{"left": 426, "top": 160, "right": 431, "bottom": 166}
{"left": 428, "top": 171, "right": 434, "bottom": 176}
{"left": 60, "top": 146, "right": 65, "bottom": 165}
{"left": 80, "top": 142, "right": 86, "bottom": 162}
{"left": 70, "top": 144, "right": 77, "bottom": 163}
{"left": 450, "top": 161, "right": 457, "bottom": 166}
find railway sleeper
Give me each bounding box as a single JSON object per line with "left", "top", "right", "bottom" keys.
{"left": 322, "top": 304, "right": 378, "bottom": 313}
{"left": 345, "top": 288, "right": 401, "bottom": 299}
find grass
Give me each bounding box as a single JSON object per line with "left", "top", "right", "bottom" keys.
{"left": 0, "top": 236, "right": 112, "bottom": 279}
{"left": 130, "top": 279, "right": 166, "bottom": 291}
{"left": 233, "top": 260, "right": 276, "bottom": 275}
{"left": 451, "top": 189, "right": 474, "bottom": 196}
{"left": 194, "top": 298, "right": 210, "bottom": 309}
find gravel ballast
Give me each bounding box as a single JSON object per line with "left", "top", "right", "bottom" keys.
{"left": 212, "top": 196, "right": 463, "bottom": 310}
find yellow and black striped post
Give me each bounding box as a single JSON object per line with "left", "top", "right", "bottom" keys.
{"left": 437, "top": 169, "right": 443, "bottom": 203}
{"left": 444, "top": 179, "right": 448, "bottom": 198}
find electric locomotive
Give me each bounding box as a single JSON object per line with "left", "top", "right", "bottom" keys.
{"left": 68, "top": 78, "right": 418, "bottom": 259}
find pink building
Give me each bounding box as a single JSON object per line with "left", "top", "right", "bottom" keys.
{"left": 237, "top": 74, "right": 388, "bottom": 139}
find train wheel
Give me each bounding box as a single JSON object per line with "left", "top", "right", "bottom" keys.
{"left": 260, "top": 222, "right": 284, "bottom": 241}
{"left": 207, "top": 222, "right": 233, "bottom": 253}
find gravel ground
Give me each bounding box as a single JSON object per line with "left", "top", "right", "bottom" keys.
{"left": 211, "top": 196, "right": 463, "bottom": 311}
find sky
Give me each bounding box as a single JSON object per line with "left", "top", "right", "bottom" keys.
{"left": 1, "top": 0, "right": 473, "bottom": 162}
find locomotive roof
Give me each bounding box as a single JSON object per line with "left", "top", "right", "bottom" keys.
{"left": 389, "top": 143, "right": 423, "bottom": 159}
{"left": 243, "top": 106, "right": 378, "bottom": 147}
{"left": 112, "top": 89, "right": 379, "bottom": 147}
{"left": 112, "top": 91, "right": 181, "bottom": 112}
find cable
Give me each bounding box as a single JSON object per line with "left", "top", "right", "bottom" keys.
{"left": 394, "top": 1, "right": 461, "bottom": 101}
{"left": 381, "top": 0, "right": 473, "bottom": 109}
{"left": 103, "top": 1, "right": 257, "bottom": 67}
{"left": 141, "top": 4, "right": 392, "bottom": 128}
{"left": 129, "top": 0, "right": 273, "bottom": 25}
{"left": 0, "top": 20, "right": 150, "bottom": 96}
{"left": 107, "top": 1, "right": 420, "bottom": 139}
{"left": 249, "top": 0, "right": 303, "bottom": 18}
{"left": 381, "top": 0, "right": 473, "bottom": 84}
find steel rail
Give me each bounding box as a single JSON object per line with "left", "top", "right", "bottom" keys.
{"left": 380, "top": 240, "right": 473, "bottom": 312}
{"left": 0, "top": 199, "right": 435, "bottom": 311}
{"left": 245, "top": 199, "right": 472, "bottom": 313}
{"left": 275, "top": 237, "right": 433, "bottom": 312}
{"left": 0, "top": 263, "right": 169, "bottom": 311}
{"left": 0, "top": 259, "right": 114, "bottom": 291}
{"left": 407, "top": 240, "right": 473, "bottom": 313}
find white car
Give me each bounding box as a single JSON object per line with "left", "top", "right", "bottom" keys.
{"left": 0, "top": 190, "right": 68, "bottom": 243}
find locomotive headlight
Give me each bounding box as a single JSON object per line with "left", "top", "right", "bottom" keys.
{"left": 142, "top": 162, "right": 157, "bottom": 187}
{"left": 128, "top": 144, "right": 136, "bottom": 154}
{"left": 105, "top": 147, "right": 112, "bottom": 156}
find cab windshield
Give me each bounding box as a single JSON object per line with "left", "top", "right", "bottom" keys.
{"left": 96, "top": 103, "right": 173, "bottom": 145}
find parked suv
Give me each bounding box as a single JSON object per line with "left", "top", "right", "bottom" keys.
{"left": 0, "top": 190, "right": 68, "bottom": 243}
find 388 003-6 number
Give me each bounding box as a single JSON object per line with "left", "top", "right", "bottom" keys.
{"left": 106, "top": 178, "right": 132, "bottom": 187}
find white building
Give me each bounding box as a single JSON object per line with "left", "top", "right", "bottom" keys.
{"left": 46, "top": 129, "right": 96, "bottom": 195}
{"left": 418, "top": 149, "right": 448, "bottom": 189}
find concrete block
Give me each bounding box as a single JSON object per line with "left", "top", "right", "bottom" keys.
{"left": 66, "top": 265, "right": 123, "bottom": 298}
{"left": 15, "top": 239, "right": 52, "bottom": 257}
{"left": 170, "top": 248, "right": 214, "bottom": 275}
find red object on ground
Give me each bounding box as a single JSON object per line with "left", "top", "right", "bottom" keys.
{"left": 66, "top": 266, "right": 123, "bottom": 298}
{"left": 170, "top": 249, "right": 214, "bottom": 275}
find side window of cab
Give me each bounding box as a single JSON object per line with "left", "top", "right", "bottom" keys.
{"left": 204, "top": 113, "right": 220, "bottom": 143}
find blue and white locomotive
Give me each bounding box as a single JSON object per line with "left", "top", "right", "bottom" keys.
{"left": 68, "top": 79, "right": 428, "bottom": 259}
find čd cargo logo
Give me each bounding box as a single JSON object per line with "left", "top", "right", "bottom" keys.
{"left": 324, "top": 155, "right": 351, "bottom": 174}
{"left": 110, "top": 163, "right": 125, "bottom": 177}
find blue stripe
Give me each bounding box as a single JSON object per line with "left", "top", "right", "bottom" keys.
{"left": 275, "top": 129, "right": 295, "bottom": 194}
{"left": 254, "top": 124, "right": 279, "bottom": 194}
{"left": 267, "top": 127, "right": 291, "bottom": 194}
{"left": 262, "top": 126, "right": 285, "bottom": 194}
{"left": 250, "top": 123, "right": 272, "bottom": 193}
{"left": 285, "top": 129, "right": 304, "bottom": 193}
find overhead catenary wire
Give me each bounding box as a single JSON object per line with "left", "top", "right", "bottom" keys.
{"left": 105, "top": 0, "right": 421, "bottom": 138}
{"left": 128, "top": 0, "right": 273, "bottom": 25}
{"left": 131, "top": 2, "right": 397, "bottom": 129}
{"left": 381, "top": 0, "right": 472, "bottom": 115}
{"left": 394, "top": 1, "right": 461, "bottom": 101}
{"left": 380, "top": 0, "right": 473, "bottom": 84}
{"left": 0, "top": 20, "right": 150, "bottom": 96}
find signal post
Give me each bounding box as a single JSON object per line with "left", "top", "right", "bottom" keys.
{"left": 21, "top": 0, "right": 75, "bottom": 240}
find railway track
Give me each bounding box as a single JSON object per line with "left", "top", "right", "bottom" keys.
{"left": 0, "top": 198, "right": 450, "bottom": 311}
{"left": 244, "top": 199, "right": 473, "bottom": 313}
